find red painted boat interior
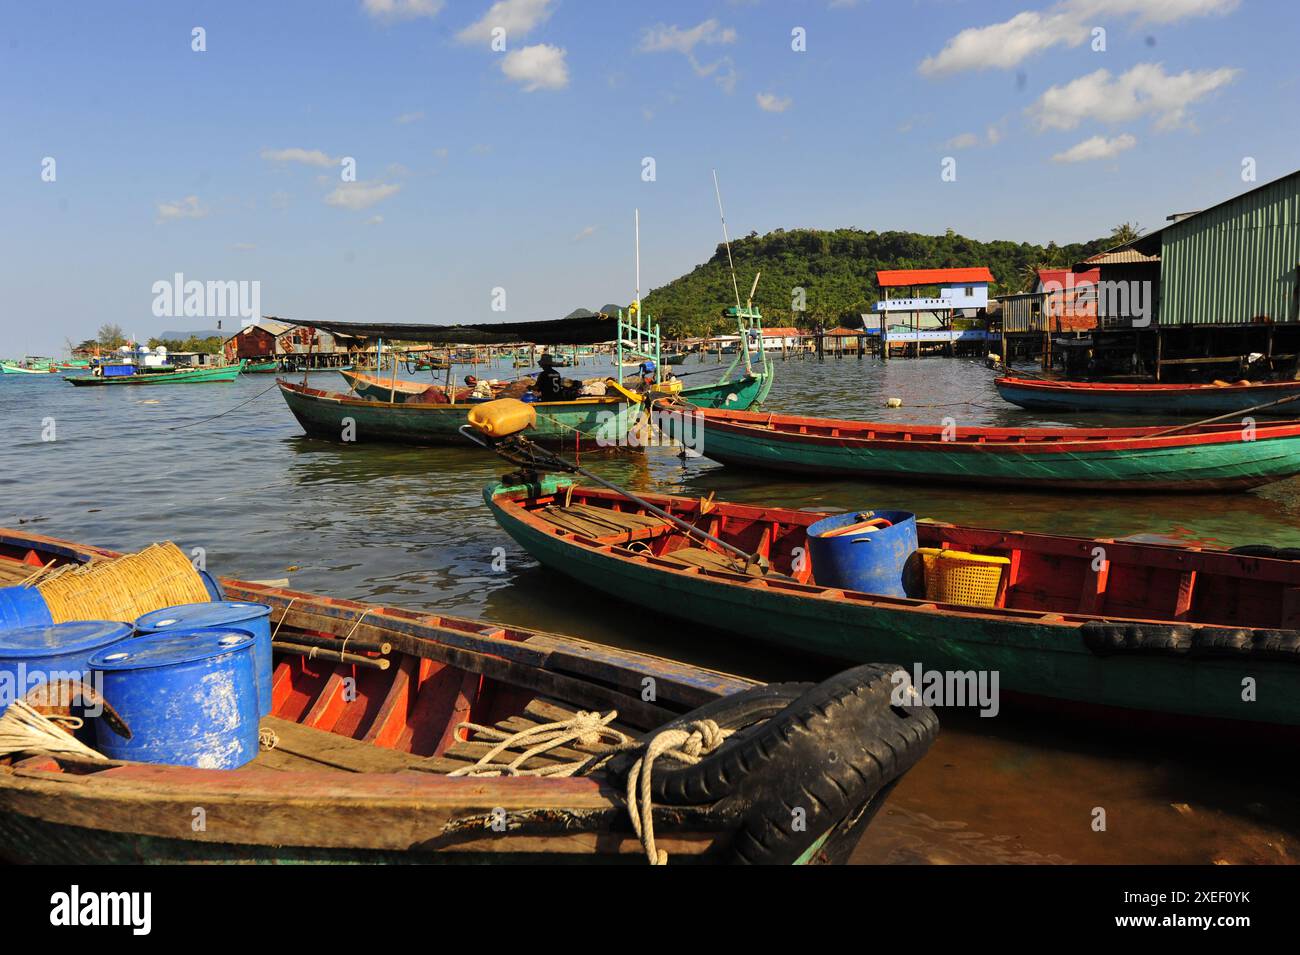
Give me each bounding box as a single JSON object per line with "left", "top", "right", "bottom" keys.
{"left": 0, "top": 535, "right": 659, "bottom": 779}
{"left": 506, "top": 485, "right": 1300, "bottom": 632}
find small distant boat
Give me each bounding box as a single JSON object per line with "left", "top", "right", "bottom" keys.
{"left": 663, "top": 352, "right": 688, "bottom": 366}
{"left": 0, "top": 526, "right": 935, "bottom": 864}
{"left": 654, "top": 404, "right": 1300, "bottom": 492}
{"left": 485, "top": 479, "right": 1300, "bottom": 732}
{"left": 996, "top": 375, "right": 1300, "bottom": 416}
{"left": 1, "top": 357, "right": 56, "bottom": 375}
{"left": 243, "top": 359, "right": 281, "bottom": 374}
{"left": 67, "top": 361, "right": 246, "bottom": 386}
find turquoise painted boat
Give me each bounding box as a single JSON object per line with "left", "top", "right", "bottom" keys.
{"left": 677, "top": 371, "right": 772, "bottom": 410}
{"left": 279, "top": 379, "right": 645, "bottom": 448}
{"left": 485, "top": 478, "right": 1300, "bottom": 732}
{"left": 0, "top": 525, "right": 935, "bottom": 865}
{"left": 655, "top": 404, "right": 1300, "bottom": 492}
{"left": 243, "top": 359, "right": 280, "bottom": 374}
{"left": 66, "top": 361, "right": 246, "bottom": 386}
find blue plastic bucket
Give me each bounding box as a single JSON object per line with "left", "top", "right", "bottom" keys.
{"left": 88, "top": 629, "right": 260, "bottom": 768}
{"left": 0, "top": 585, "right": 53, "bottom": 631}
{"left": 0, "top": 620, "right": 132, "bottom": 712}
{"left": 134, "top": 602, "right": 273, "bottom": 716}
{"left": 806, "top": 510, "right": 920, "bottom": 597}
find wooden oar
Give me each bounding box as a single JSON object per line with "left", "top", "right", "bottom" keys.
{"left": 459, "top": 425, "right": 786, "bottom": 576}
{"left": 1146, "top": 392, "right": 1300, "bottom": 438}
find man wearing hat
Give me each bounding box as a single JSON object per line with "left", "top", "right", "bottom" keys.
{"left": 533, "top": 352, "right": 564, "bottom": 401}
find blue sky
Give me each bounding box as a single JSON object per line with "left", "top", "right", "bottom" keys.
{"left": 2, "top": 0, "right": 1297, "bottom": 355}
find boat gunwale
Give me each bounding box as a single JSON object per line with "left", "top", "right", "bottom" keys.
{"left": 660, "top": 403, "right": 1300, "bottom": 453}
{"left": 996, "top": 375, "right": 1300, "bottom": 395}
{"left": 278, "top": 378, "right": 637, "bottom": 412}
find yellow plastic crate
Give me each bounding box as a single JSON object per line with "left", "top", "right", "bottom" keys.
{"left": 917, "top": 547, "right": 1009, "bottom": 608}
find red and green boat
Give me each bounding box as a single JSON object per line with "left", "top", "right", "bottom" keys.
{"left": 0, "top": 526, "right": 935, "bottom": 864}
{"left": 995, "top": 375, "right": 1300, "bottom": 416}
{"left": 654, "top": 404, "right": 1300, "bottom": 492}
{"left": 485, "top": 478, "right": 1300, "bottom": 732}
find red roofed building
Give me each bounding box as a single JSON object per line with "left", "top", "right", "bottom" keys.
{"left": 875, "top": 267, "right": 993, "bottom": 315}
{"left": 876, "top": 267, "right": 995, "bottom": 288}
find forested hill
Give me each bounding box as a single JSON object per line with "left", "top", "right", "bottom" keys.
{"left": 641, "top": 227, "right": 1111, "bottom": 337}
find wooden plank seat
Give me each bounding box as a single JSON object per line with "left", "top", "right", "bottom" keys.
{"left": 536, "top": 502, "right": 669, "bottom": 540}
{"left": 656, "top": 546, "right": 771, "bottom": 577}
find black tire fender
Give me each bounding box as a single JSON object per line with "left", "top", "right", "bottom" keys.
{"left": 613, "top": 664, "right": 939, "bottom": 864}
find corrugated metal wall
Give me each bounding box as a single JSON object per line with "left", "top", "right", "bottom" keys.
{"left": 1159, "top": 172, "right": 1299, "bottom": 325}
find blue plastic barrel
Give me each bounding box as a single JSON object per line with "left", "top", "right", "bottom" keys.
{"left": 134, "top": 602, "right": 273, "bottom": 716}
{"left": 88, "top": 629, "right": 260, "bottom": 768}
{"left": 0, "top": 620, "right": 132, "bottom": 712}
{"left": 198, "top": 570, "right": 224, "bottom": 601}
{"left": 0, "top": 585, "right": 53, "bottom": 630}
{"left": 806, "top": 510, "right": 920, "bottom": 597}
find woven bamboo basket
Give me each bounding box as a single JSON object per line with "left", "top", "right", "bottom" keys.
{"left": 35, "top": 542, "right": 210, "bottom": 623}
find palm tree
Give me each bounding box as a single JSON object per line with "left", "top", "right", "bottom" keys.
{"left": 1109, "top": 222, "right": 1144, "bottom": 246}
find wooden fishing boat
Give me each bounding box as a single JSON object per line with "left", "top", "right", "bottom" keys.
{"left": 279, "top": 379, "right": 645, "bottom": 448}
{"left": 0, "top": 527, "right": 936, "bottom": 864}
{"left": 485, "top": 477, "right": 1300, "bottom": 731}
{"left": 677, "top": 371, "right": 772, "bottom": 410}
{"left": 654, "top": 403, "right": 1300, "bottom": 492}
{"left": 67, "top": 361, "right": 246, "bottom": 386}
{"left": 243, "top": 359, "right": 281, "bottom": 374}
{"left": 1, "top": 361, "right": 56, "bottom": 375}
{"left": 995, "top": 375, "right": 1300, "bottom": 416}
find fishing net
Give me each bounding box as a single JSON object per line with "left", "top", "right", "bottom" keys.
{"left": 34, "top": 542, "right": 210, "bottom": 623}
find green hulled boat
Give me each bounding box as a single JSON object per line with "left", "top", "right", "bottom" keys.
{"left": 486, "top": 478, "right": 1300, "bottom": 731}
{"left": 655, "top": 404, "right": 1300, "bottom": 492}
{"left": 66, "top": 361, "right": 247, "bottom": 386}
{"left": 243, "top": 359, "right": 280, "bottom": 373}
{"left": 279, "top": 380, "right": 644, "bottom": 448}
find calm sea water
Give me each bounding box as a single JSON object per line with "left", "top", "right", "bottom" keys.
{"left": 3, "top": 356, "right": 1297, "bottom": 864}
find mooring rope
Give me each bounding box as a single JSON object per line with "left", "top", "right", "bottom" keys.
{"left": 169, "top": 380, "right": 283, "bottom": 431}
{"left": 448, "top": 710, "right": 731, "bottom": 865}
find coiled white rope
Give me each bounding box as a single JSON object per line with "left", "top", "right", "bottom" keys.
{"left": 450, "top": 710, "right": 732, "bottom": 865}
{"left": 0, "top": 700, "right": 107, "bottom": 761}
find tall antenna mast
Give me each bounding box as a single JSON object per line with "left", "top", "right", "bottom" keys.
{"left": 634, "top": 208, "right": 641, "bottom": 311}
{"left": 712, "top": 169, "right": 742, "bottom": 312}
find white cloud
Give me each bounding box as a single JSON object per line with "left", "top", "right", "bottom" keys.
{"left": 501, "top": 43, "right": 569, "bottom": 91}
{"left": 920, "top": 0, "right": 1239, "bottom": 76}
{"left": 261, "top": 147, "right": 337, "bottom": 167}
{"left": 1029, "top": 63, "right": 1239, "bottom": 130}
{"left": 457, "top": 0, "right": 555, "bottom": 45}
{"left": 155, "top": 196, "right": 208, "bottom": 224}
{"left": 756, "top": 92, "right": 792, "bottom": 113}
{"left": 945, "top": 132, "right": 980, "bottom": 149}
{"left": 324, "top": 181, "right": 402, "bottom": 211}
{"left": 361, "top": 0, "right": 443, "bottom": 22}
{"left": 231, "top": 242, "right": 257, "bottom": 251}
{"left": 640, "top": 19, "right": 738, "bottom": 92}
{"left": 365, "top": 215, "right": 385, "bottom": 225}
{"left": 1052, "top": 133, "right": 1138, "bottom": 162}
{"left": 395, "top": 111, "right": 424, "bottom": 124}
{"left": 639, "top": 19, "right": 736, "bottom": 54}
{"left": 572, "top": 225, "right": 597, "bottom": 241}
{"left": 433, "top": 147, "right": 450, "bottom": 158}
